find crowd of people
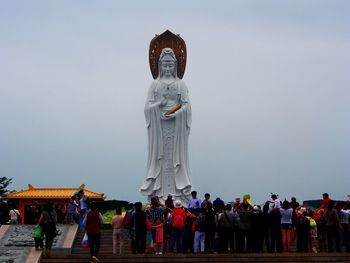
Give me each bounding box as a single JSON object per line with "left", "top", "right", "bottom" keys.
{"left": 109, "top": 191, "right": 349, "bottom": 257}
{"left": 1, "top": 190, "right": 350, "bottom": 263}
{"left": 30, "top": 189, "right": 94, "bottom": 259}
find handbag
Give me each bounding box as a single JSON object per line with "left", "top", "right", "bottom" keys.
{"left": 47, "top": 211, "right": 59, "bottom": 237}
{"left": 82, "top": 232, "right": 89, "bottom": 249}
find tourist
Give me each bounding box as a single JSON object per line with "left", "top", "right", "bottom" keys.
{"left": 280, "top": 200, "right": 293, "bottom": 252}
{"left": 308, "top": 213, "right": 318, "bottom": 253}
{"left": 78, "top": 190, "right": 89, "bottom": 230}
{"left": 84, "top": 202, "right": 104, "bottom": 263}
{"left": 290, "top": 197, "right": 300, "bottom": 210}
{"left": 145, "top": 209, "right": 154, "bottom": 253}
{"left": 133, "top": 202, "right": 147, "bottom": 254}
{"left": 192, "top": 208, "right": 206, "bottom": 253}
{"left": 236, "top": 198, "right": 253, "bottom": 253}
{"left": 314, "top": 207, "right": 327, "bottom": 252}
{"left": 213, "top": 205, "right": 223, "bottom": 252}
{"left": 149, "top": 196, "right": 165, "bottom": 245}
{"left": 213, "top": 197, "right": 225, "bottom": 212}
{"left": 28, "top": 202, "right": 41, "bottom": 224}
{"left": 153, "top": 218, "right": 164, "bottom": 254}
{"left": 188, "top": 191, "right": 201, "bottom": 210}
{"left": 251, "top": 205, "right": 264, "bottom": 253}
{"left": 324, "top": 200, "right": 341, "bottom": 252}
{"left": 261, "top": 202, "right": 271, "bottom": 252}
{"left": 0, "top": 200, "right": 9, "bottom": 225}
{"left": 203, "top": 202, "right": 216, "bottom": 253}
{"left": 32, "top": 224, "right": 44, "bottom": 250}
{"left": 162, "top": 208, "right": 173, "bottom": 254}
{"left": 39, "top": 202, "right": 57, "bottom": 258}
{"left": 269, "top": 199, "right": 282, "bottom": 253}
{"left": 233, "top": 197, "right": 241, "bottom": 212}
{"left": 8, "top": 206, "right": 21, "bottom": 224}
{"left": 67, "top": 196, "right": 78, "bottom": 225}
{"left": 218, "top": 204, "right": 236, "bottom": 253}
{"left": 183, "top": 207, "right": 195, "bottom": 253}
{"left": 290, "top": 197, "right": 300, "bottom": 244}
{"left": 201, "top": 193, "right": 211, "bottom": 209}
{"left": 170, "top": 200, "right": 188, "bottom": 253}
{"left": 165, "top": 194, "right": 174, "bottom": 210}
{"left": 111, "top": 207, "right": 124, "bottom": 255}
{"left": 123, "top": 203, "right": 136, "bottom": 253}
{"left": 340, "top": 202, "right": 350, "bottom": 252}
{"left": 296, "top": 207, "right": 310, "bottom": 252}
{"left": 322, "top": 193, "right": 331, "bottom": 209}
{"left": 271, "top": 194, "right": 281, "bottom": 210}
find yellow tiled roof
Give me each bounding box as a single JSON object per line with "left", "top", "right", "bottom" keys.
{"left": 6, "top": 184, "right": 105, "bottom": 199}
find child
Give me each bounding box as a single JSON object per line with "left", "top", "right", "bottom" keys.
{"left": 32, "top": 225, "right": 44, "bottom": 250}
{"left": 192, "top": 208, "right": 206, "bottom": 254}
{"left": 154, "top": 218, "right": 164, "bottom": 255}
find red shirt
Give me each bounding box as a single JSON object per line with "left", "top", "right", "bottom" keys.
{"left": 85, "top": 210, "right": 103, "bottom": 234}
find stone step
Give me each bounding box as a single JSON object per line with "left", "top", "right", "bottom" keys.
{"left": 40, "top": 253, "right": 350, "bottom": 263}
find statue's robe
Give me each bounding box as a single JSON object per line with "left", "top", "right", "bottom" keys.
{"left": 140, "top": 79, "right": 192, "bottom": 203}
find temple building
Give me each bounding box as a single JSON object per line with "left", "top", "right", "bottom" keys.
{"left": 6, "top": 184, "right": 105, "bottom": 224}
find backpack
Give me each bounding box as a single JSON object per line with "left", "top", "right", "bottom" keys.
{"left": 194, "top": 214, "right": 206, "bottom": 232}
{"left": 172, "top": 208, "right": 185, "bottom": 229}
{"left": 163, "top": 213, "right": 173, "bottom": 232}
{"left": 122, "top": 211, "right": 133, "bottom": 229}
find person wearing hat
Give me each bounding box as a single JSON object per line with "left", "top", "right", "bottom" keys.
{"left": 269, "top": 194, "right": 282, "bottom": 253}
{"left": 170, "top": 200, "right": 188, "bottom": 253}
{"left": 251, "top": 205, "right": 264, "bottom": 253}
{"left": 296, "top": 207, "right": 310, "bottom": 252}
{"left": 236, "top": 198, "right": 253, "bottom": 253}
{"left": 218, "top": 204, "right": 236, "bottom": 253}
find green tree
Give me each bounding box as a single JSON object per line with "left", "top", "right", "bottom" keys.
{"left": 0, "top": 177, "right": 13, "bottom": 198}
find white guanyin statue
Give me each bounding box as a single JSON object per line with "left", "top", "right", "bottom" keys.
{"left": 140, "top": 48, "right": 192, "bottom": 204}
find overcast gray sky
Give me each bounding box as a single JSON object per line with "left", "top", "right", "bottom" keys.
{"left": 1, "top": 1, "right": 349, "bottom": 204}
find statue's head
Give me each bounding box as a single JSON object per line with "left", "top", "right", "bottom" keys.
{"left": 159, "top": 48, "right": 177, "bottom": 78}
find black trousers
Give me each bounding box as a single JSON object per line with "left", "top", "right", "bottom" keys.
{"left": 88, "top": 233, "right": 101, "bottom": 257}
{"left": 326, "top": 225, "right": 340, "bottom": 252}
{"left": 219, "top": 227, "right": 235, "bottom": 253}
{"left": 342, "top": 223, "right": 350, "bottom": 252}
{"left": 135, "top": 231, "right": 146, "bottom": 254}
{"left": 270, "top": 227, "right": 282, "bottom": 253}
{"left": 34, "top": 237, "right": 43, "bottom": 249}
{"left": 297, "top": 229, "right": 309, "bottom": 252}
{"left": 236, "top": 228, "right": 252, "bottom": 253}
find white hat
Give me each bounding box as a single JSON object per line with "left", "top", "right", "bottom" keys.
{"left": 175, "top": 200, "right": 182, "bottom": 208}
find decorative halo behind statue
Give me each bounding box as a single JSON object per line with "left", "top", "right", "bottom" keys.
{"left": 149, "top": 30, "right": 187, "bottom": 79}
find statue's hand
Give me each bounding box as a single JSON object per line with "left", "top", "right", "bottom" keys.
{"left": 160, "top": 98, "right": 168, "bottom": 107}
{"left": 163, "top": 113, "right": 175, "bottom": 119}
